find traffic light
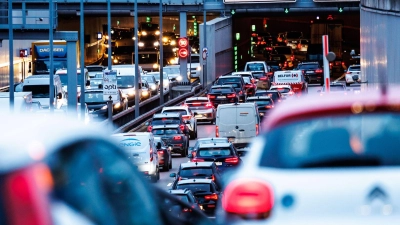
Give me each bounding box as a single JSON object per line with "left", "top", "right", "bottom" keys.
{"left": 338, "top": 6, "right": 344, "bottom": 13}
{"left": 177, "top": 37, "right": 189, "bottom": 58}
{"left": 284, "top": 8, "right": 289, "bottom": 13}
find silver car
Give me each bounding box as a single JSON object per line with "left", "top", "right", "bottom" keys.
{"left": 184, "top": 97, "right": 216, "bottom": 124}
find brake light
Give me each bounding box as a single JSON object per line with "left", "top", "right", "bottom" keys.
{"left": 192, "top": 158, "right": 205, "bottom": 162}
{"left": 178, "top": 177, "right": 182, "bottom": 181}
{"left": 245, "top": 84, "right": 252, "bottom": 88}
{"left": 239, "top": 91, "right": 243, "bottom": 95}
{"left": 150, "top": 148, "right": 154, "bottom": 162}
{"left": 183, "top": 208, "right": 192, "bottom": 212}
{"left": 179, "top": 124, "right": 185, "bottom": 131}
{"left": 216, "top": 125, "right": 219, "bottom": 137}
{"left": 211, "top": 174, "right": 215, "bottom": 181}
{"left": 297, "top": 43, "right": 301, "bottom": 49}
{"left": 290, "top": 55, "right": 294, "bottom": 61}
{"left": 205, "top": 193, "right": 219, "bottom": 200}
{"left": 173, "top": 136, "right": 182, "bottom": 140}
{"left": 182, "top": 104, "right": 188, "bottom": 107}
{"left": 147, "top": 126, "right": 152, "bottom": 132}
{"left": 193, "top": 102, "right": 201, "bottom": 106}
{"left": 222, "top": 179, "right": 274, "bottom": 218}
{"left": 182, "top": 115, "right": 191, "bottom": 120}
{"left": 208, "top": 94, "right": 216, "bottom": 99}
{"left": 260, "top": 76, "right": 268, "bottom": 81}
{"left": 205, "top": 103, "right": 213, "bottom": 108}
{"left": 157, "top": 151, "right": 164, "bottom": 154}
{"left": 227, "top": 93, "right": 236, "bottom": 98}
{"left": 265, "top": 47, "right": 272, "bottom": 51}
{"left": 4, "top": 164, "right": 54, "bottom": 225}
{"left": 225, "top": 157, "right": 239, "bottom": 164}
{"left": 289, "top": 91, "right": 294, "bottom": 96}
{"left": 265, "top": 105, "right": 273, "bottom": 109}
{"left": 315, "top": 69, "right": 323, "bottom": 73}
{"left": 256, "top": 124, "right": 259, "bottom": 136}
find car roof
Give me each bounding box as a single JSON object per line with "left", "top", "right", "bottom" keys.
{"left": 164, "top": 65, "right": 180, "bottom": 68}
{"left": 219, "top": 75, "right": 243, "bottom": 79}
{"left": 152, "top": 124, "right": 180, "bottom": 129}
{"left": 246, "top": 61, "right": 265, "bottom": 64}
{"left": 196, "top": 137, "right": 228, "bottom": 142}
{"left": 299, "top": 61, "right": 319, "bottom": 65}
{"left": 262, "top": 88, "right": 400, "bottom": 132}
{"left": 111, "top": 132, "right": 152, "bottom": 137}
{"left": 198, "top": 143, "right": 232, "bottom": 148}
{"left": 180, "top": 162, "right": 214, "bottom": 168}
{"left": 231, "top": 72, "right": 252, "bottom": 75}
{"left": 185, "top": 97, "right": 209, "bottom": 101}
{"left": 177, "top": 179, "right": 214, "bottom": 185}
{"left": 153, "top": 113, "right": 181, "bottom": 118}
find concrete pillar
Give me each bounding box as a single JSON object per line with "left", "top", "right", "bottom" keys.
{"left": 179, "top": 11, "right": 188, "bottom": 83}
{"left": 67, "top": 40, "right": 78, "bottom": 115}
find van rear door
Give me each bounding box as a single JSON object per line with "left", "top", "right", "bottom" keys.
{"left": 117, "top": 136, "right": 151, "bottom": 169}
{"left": 218, "top": 107, "right": 237, "bottom": 138}
{"left": 236, "top": 105, "right": 257, "bottom": 139}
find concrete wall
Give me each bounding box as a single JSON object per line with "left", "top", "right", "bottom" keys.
{"left": 360, "top": 0, "right": 400, "bottom": 90}
{"left": 199, "top": 17, "right": 233, "bottom": 86}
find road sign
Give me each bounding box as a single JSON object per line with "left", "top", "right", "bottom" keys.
{"left": 103, "top": 70, "right": 118, "bottom": 101}
{"left": 202, "top": 47, "right": 208, "bottom": 60}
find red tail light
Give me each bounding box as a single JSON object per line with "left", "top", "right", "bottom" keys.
{"left": 222, "top": 179, "right": 274, "bottom": 218}
{"left": 297, "top": 43, "right": 301, "bottom": 49}
{"left": 260, "top": 76, "right": 268, "bottom": 81}
{"left": 205, "top": 103, "right": 213, "bottom": 108}
{"left": 178, "top": 177, "right": 182, "bottom": 181}
{"left": 225, "top": 157, "right": 239, "bottom": 164}
{"left": 265, "top": 105, "right": 273, "bottom": 109}
{"left": 173, "top": 136, "right": 182, "bottom": 140}
{"left": 315, "top": 69, "right": 323, "bottom": 73}
{"left": 227, "top": 93, "right": 236, "bottom": 98}
{"left": 182, "top": 208, "right": 192, "bottom": 212}
{"left": 256, "top": 124, "right": 259, "bottom": 135}
{"left": 179, "top": 124, "right": 185, "bottom": 131}
{"left": 239, "top": 91, "right": 243, "bottom": 95}
{"left": 157, "top": 151, "right": 164, "bottom": 154}
{"left": 290, "top": 55, "right": 294, "bottom": 61}
{"left": 192, "top": 158, "right": 205, "bottom": 162}
{"left": 182, "top": 104, "right": 188, "bottom": 107}
{"left": 182, "top": 115, "right": 192, "bottom": 120}
{"left": 4, "top": 164, "right": 53, "bottom": 225}
{"left": 193, "top": 102, "right": 201, "bottom": 106}
{"left": 216, "top": 125, "right": 219, "bottom": 137}
{"left": 211, "top": 174, "right": 215, "bottom": 181}
{"left": 147, "top": 126, "right": 153, "bottom": 132}
{"left": 245, "top": 84, "right": 252, "bottom": 88}
{"left": 208, "top": 94, "right": 216, "bottom": 99}
{"left": 265, "top": 47, "right": 272, "bottom": 51}
{"left": 205, "top": 193, "right": 219, "bottom": 200}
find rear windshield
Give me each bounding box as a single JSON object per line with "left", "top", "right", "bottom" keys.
{"left": 224, "top": 83, "right": 241, "bottom": 88}
{"left": 152, "top": 128, "right": 179, "bottom": 135}
{"left": 243, "top": 77, "right": 251, "bottom": 83}
{"left": 86, "top": 67, "right": 103, "bottom": 72}
{"left": 180, "top": 167, "right": 213, "bottom": 177}
{"left": 271, "top": 87, "right": 290, "bottom": 93}
{"left": 274, "top": 47, "right": 292, "bottom": 54}
{"left": 246, "top": 99, "right": 272, "bottom": 105}
{"left": 260, "top": 114, "right": 400, "bottom": 168}
{"left": 297, "top": 64, "right": 319, "bottom": 70}
{"left": 163, "top": 109, "right": 188, "bottom": 116}
{"left": 152, "top": 117, "right": 180, "bottom": 125}
{"left": 172, "top": 194, "right": 189, "bottom": 203}
{"left": 197, "top": 148, "right": 233, "bottom": 157}
{"left": 217, "top": 77, "right": 242, "bottom": 85}
{"left": 246, "top": 63, "right": 265, "bottom": 71}
{"left": 176, "top": 184, "right": 211, "bottom": 194}
{"left": 210, "top": 87, "right": 233, "bottom": 93}
{"left": 349, "top": 66, "right": 360, "bottom": 71}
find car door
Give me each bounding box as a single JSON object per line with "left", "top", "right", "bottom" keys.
{"left": 236, "top": 105, "right": 257, "bottom": 140}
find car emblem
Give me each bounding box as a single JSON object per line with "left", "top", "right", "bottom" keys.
{"left": 368, "top": 186, "right": 387, "bottom": 202}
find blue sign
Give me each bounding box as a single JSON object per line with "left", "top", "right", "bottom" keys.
{"left": 120, "top": 138, "right": 142, "bottom": 147}
{"left": 35, "top": 45, "right": 67, "bottom": 58}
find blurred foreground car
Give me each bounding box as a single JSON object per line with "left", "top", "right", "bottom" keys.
{"left": 217, "top": 87, "right": 400, "bottom": 225}
{"left": 0, "top": 113, "right": 212, "bottom": 225}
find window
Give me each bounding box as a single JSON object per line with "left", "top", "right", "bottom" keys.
{"left": 163, "top": 109, "right": 188, "bottom": 116}
{"left": 197, "top": 148, "right": 232, "bottom": 157}
{"left": 210, "top": 87, "right": 234, "bottom": 93}
{"left": 176, "top": 184, "right": 211, "bottom": 194}
{"left": 297, "top": 64, "right": 319, "bottom": 70}
{"left": 152, "top": 117, "right": 181, "bottom": 125}
{"left": 246, "top": 63, "right": 264, "bottom": 72}
{"left": 117, "top": 76, "right": 135, "bottom": 88}
{"left": 216, "top": 77, "right": 242, "bottom": 85}
{"left": 247, "top": 99, "right": 272, "bottom": 106}
{"left": 173, "top": 194, "right": 190, "bottom": 203}
{"left": 180, "top": 168, "right": 213, "bottom": 177}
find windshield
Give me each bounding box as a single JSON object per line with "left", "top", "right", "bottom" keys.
{"left": 272, "top": 87, "right": 290, "bottom": 93}
{"left": 197, "top": 148, "right": 233, "bottom": 157}
{"left": 142, "top": 76, "right": 154, "bottom": 83}
{"left": 84, "top": 91, "right": 105, "bottom": 103}
{"left": 117, "top": 76, "right": 135, "bottom": 88}
{"left": 35, "top": 60, "right": 67, "bottom": 74}
{"left": 176, "top": 184, "right": 211, "bottom": 194}
{"left": 181, "top": 168, "right": 213, "bottom": 177}
{"left": 58, "top": 74, "right": 85, "bottom": 86}
{"left": 243, "top": 77, "right": 251, "bottom": 84}
{"left": 152, "top": 128, "right": 179, "bottom": 135}
{"left": 274, "top": 47, "right": 292, "bottom": 54}
{"left": 246, "top": 63, "right": 265, "bottom": 71}
{"left": 246, "top": 99, "right": 272, "bottom": 106}
{"left": 349, "top": 66, "right": 360, "bottom": 71}
{"left": 260, "top": 114, "right": 400, "bottom": 168}
{"left": 190, "top": 56, "right": 200, "bottom": 63}
{"left": 22, "top": 85, "right": 51, "bottom": 98}
{"left": 163, "top": 67, "right": 180, "bottom": 74}
{"left": 217, "top": 77, "right": 242, "bottom": 85}
{"left": 210, "top": 87, "right": 233, "bottom": 93}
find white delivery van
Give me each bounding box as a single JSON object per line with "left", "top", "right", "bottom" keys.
{"left": 0, "top": 92, "right": 33, "bottom": 112}
{"left": 111, "top": 132, "right": 160, "bottom": 182}
{"left": 216, "top": 102, "right": 261, "bottom": 149}
{"left": 112, "top": 65, "right": 144, "bottom": 106}
{"left": 22, "top": 75, "right": 65, "bottom": 109}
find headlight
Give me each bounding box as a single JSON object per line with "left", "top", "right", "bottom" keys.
{"left": 113, "top": 59, "right": 118, "bottom": 63}
{"left": 163, "top": 37, "right": 168, "bottom": 43}
{"left": 154, "top": 42, "right": 159, "bottom": 47}
{"left": 196, "top": 66, "right": 201, "bottom": 71}
{"left": 142, "top": 90, "right": 149, "bottom": 96}
{"left": 170, "top": 40, "right": 176, "bottom": 46}
{"left": 105, "top": 35, "right": 109, "bottom": 40}
{"left": 101, "top": 105, "right": 107, "bottom": 110}
{"left": 164, "top": 80, "right": 169, "bottom": 86}
{"left": 105, "top": 44, "right": 109, "bottom": 48}
{"left": 155, "top": 31, "right": 160, "bottom": 35}
{"left": 150, "top": 84, "right": 156, "bottom": 90}
{"left": 138, "top": 42, "right": 144, "bottom": 47}
{"left": 128, "top": 90, "right": 135, "bottom": 96}
{"left": 153, "top": 63, "right": 159, "bottom": 69}
{"left": 176, "top": 76, "right": 182, "bottom": 81}
{"left": 141, "top": 31, "right": 147, "bottom": 36}
{"left": 114, "top": 102, "right": 121, "bottom": 108}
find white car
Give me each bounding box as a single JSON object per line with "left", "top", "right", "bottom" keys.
{"left": 187, "top": 54, "right": 202, "bottom": 79}
{"left": 161, "top": 105, "right": 198, "bottom": 140}
{"left": 163, "top": 65, "right": 182, "bottom": 82}
{"left": 270, "top": 85, "right": 294, "bottom": 98}
{"left": 345, "top": 64, "right": 361, "bottom": 86}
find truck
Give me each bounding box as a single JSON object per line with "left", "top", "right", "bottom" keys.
{"left": 31, "top": 40, "right": 79, "bottom": 75}
{"left": 310, "top": 20, "right": 343, "bottom": 72}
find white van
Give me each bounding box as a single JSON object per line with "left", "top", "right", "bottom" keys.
{"left": 112, "top": 65, "right": 144, "bottom": 106}
{"left": 111, "top": 132, "right": 160, "bottom": 182}
{"left": 216, "top": 103, "right": 261, "bottom": 149}
{"left": 22, "top": 75, "right": 65, "bottom": 109}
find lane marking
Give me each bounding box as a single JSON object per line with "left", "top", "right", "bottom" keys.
{"left": 334, "top": 74, "right": 345, "bottom": 82}
{"left": 167, "top": 183, "right": 172, "bottom": 186}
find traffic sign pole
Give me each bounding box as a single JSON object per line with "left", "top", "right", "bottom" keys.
{"left": 322, "top": 35, "right": 330, "bottom": 93}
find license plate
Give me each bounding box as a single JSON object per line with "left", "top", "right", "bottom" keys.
{"left": 306, "top": 71, "right": 314, "bottom": 74}
{"left": 273, "top": 57, "right": 280, "bottom": 60}
{"left": 215, "top": 162, "right": 222, "bottom": 166}
{"left": 195, "top": 114, "right": 203, "bottom": 118}
{"left": 217, "top": 96, "right": 226, "bottom": 99}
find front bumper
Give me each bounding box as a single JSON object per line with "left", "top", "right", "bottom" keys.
{"left": 193, "top": 110, "right": 214, "bottom": 121}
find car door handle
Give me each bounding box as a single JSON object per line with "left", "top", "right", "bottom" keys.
{"left": 239, "top": 129, "right": 245, "bottom": 131}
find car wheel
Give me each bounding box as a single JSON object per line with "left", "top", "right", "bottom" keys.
{"left": 194, "top": 126, "right": 198, "bottom": 139}
{"left": 157, "top": 168, "right": 160, "bottom": 180}
{"left": 346, "top": 82, "right": 350, "bottom": 87}
{"left": 180, "top": 147, "right": 187, "bottom": 157}
{"left": 320, "top": 82, "right": 324, "bottom": 86}
{"left": 163, "top": 160, "right": 170, "bottom": 172}
{"left": 190, "top": 131, "right": 195, "bottom": 140}
{"left": 169, "top": 156, "right": 172, "bottom": 169}
{"left": 151, "top": 168, "right": 158, "bottom": 183}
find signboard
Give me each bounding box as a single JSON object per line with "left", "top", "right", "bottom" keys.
{"left": 274, "top": 71, "right": 302, "bottom": 83}
{"left": 202, "top": 48, "right": 208, "bottom": 60}
{"left": 103, "top": 70, "right": 118, "bottom": 101}
{"left": 224, "top": 0, "right": 296, "bottom": 4}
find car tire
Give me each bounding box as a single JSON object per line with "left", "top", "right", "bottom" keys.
{"left": 346, "top": 82, "right": 350, "bottom": 87}
{"left": 194, "top": 126, "right": 198, "bottom": 139}
{"left": 151, "top": 168, "right": 159, "bottom": 183}
{"left": 157, "top": 168, "right": 160, "bottom": 180}
{"left": 163, "top": 160, "right": 170, "bottom": 172}
{"left": 190, "top": 131, "right": 195, "bottom": 140}
{"left": 181, "top": 147, "right": 187, "bottom": 157}
{"left": 169, "top": 157, "right": 172, "bottom": 169}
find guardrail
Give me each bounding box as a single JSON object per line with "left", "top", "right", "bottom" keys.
{"left": 112, "top": 84, "right": 203, "bottom": 133}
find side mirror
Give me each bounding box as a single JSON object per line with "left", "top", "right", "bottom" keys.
{"left": 168, "top": 145, "right": 173, "bottom": 151}
{"left": 187, "top": 153, "right": 193, "bottom": 158}
{"left": 169, "top": 173, "right": 176, "bottom": 178}
{"left": 86, "top": 80, "right": 90, "bottom": 86}
{"left": 138, "top": 83, "right": 142, "bottom": 89}
{"left": 156, "top": 142, "right": 162, "bottom": 149}
{"left": 193, "top": 112, "right": 198, "bottom": 116}
{"left": 155, "top": 80, "right": 159, "bottom": 84}
{"left": 57, "top": 92, "right": 62, "bottom": 99}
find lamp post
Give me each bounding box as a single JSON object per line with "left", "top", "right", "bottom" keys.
{"left": 159, "top": 0, "right": 164, "bottom": 105}
{"left": 134, "top": 0, "right": 139, "bottom": 118}
{"left": 80, "top": 0, "right": 85, "bottom": 115}
{"left": 49, "top": 0, "right": 54, "bottom": 112}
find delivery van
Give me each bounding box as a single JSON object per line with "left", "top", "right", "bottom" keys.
{"left": 216, "top": 103, "right": 261, "bottom": 149}
{"left": 111, "top": 132, "right": 160, "bottom": 182}
{"left": 272, "top": 70, "right": 308, "bottom": 94}
{"left": 22, "top": 75, "right": 65, "bottom": 109}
